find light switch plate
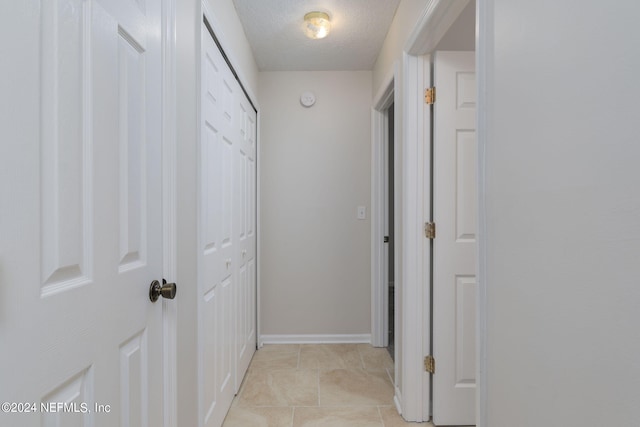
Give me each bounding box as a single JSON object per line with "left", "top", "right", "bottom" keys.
{"left": 357, "top": 206, "right": 366, "bottom": 220}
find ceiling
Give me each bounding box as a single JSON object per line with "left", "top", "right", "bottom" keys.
{"left": 232, "top": 0, "right": 401, "bottom": 71}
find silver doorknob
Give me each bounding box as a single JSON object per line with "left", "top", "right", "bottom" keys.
{"left": 149, "top": 279, "right": 177, "bottom": 303}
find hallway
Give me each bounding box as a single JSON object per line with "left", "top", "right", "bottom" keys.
{"left": 222, "top": 344, "right": 431, "bottom": 426}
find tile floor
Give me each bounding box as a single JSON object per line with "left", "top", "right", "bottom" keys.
{"left": 222, "top": 344, "right": 433, "bottom": 427}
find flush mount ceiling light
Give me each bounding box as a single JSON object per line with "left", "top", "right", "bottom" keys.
{"left": 304, "top": 11, "right": 331, "bottom": 39}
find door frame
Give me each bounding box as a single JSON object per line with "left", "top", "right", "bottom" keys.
{"left": 397, "top": 0, "right": 472, "bottom": 422}
{"left": 161, "top": 0, "right": 178, "bottom": 426}
{"left": 400, "top": 52, "right": 432, "bottom": 421}
{"left": 371, "top": 54, "right": 433, "bottom": 421}
{"left": 371, "top": 65, "right": 397, "bottom": 349}
{"left": 475, "top": 1, "right": 488, "bottom": 424}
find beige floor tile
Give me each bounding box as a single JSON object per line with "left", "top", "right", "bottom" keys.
{"left": 259, "top": 344, "right": 302, "bottom": 353}
{"left": 378, "top": 406, "right": 433, "bottom": 427}
{"left": 239, "top": 369, "right": 318, "bottom": 407}
{"left": 293, "top": 407, "right": 383, "bottom": 427}
{"left": 222, "top": 406, "right": 293, "bottom": 427}
{"left": 357, "top": 344, "right": 394, "bottom": 371}
{"left": 319, "top": 369, "right": 394, "bottom": 406}
{"left": 226, "top": 345, "right": 406, "bottom": 426}
{"left": 250, "top": 346, "right": 300, "bottom": 371}
{"left": 299, "top": 344, "right": 364, "bottom": 369}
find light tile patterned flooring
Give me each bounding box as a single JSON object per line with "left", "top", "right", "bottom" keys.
{"left": 222, "top": 344, "right": 433, "bottom": 427}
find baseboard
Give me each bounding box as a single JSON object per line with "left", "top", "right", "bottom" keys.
{"left": 394, "top": 385, "right": 402, "bottom": 415}
{"left": 259, "top": 334, "right": 372, "bottom": 345}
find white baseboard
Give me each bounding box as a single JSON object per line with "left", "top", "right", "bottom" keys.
{"left": 394, "top": 385, "right": 402, "bottom": 414}
{"left": 259, "top": 334, "right": 371, "bottom": 345}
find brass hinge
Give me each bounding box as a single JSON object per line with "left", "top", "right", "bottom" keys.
{"left": 425, "top": 222, "right": 435, "bottom": 239}
{"left": 425, "top": 355, "right": 435, "bottom": 373}
{"left": 424, "top": 87, "right": 436, "bottom": 105}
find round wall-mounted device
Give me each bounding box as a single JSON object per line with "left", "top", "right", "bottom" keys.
{"left": 300, "top": 91, "right": 316, "bottom": 107}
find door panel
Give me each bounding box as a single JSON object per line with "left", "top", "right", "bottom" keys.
{"left": 0, "top": 1, "right": 164, "bottom": 426}
{"left": 455, "top": 130, "right": 477, "bottom": 242}
{"left": 40, "top": 0, "right": 91, "bottom": 296}
{"left": 117, "top": 25, "right": 147, "bottom": 271}
{"left": 432, "top": 51, "right": 476, "bottom": 426}
{"left": 119, "top": 330, "right": 149, "bottom": 427}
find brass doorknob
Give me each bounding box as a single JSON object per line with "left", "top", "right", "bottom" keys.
{"left": 149, "top": 279, "right": 177, "bottom": 303}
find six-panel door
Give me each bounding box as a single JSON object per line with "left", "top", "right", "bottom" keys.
{"left": 432, "top": 51, "right": 477, "bottom": 426}
{"left": 0, "top": 0, "right": 164, "bottom": 426}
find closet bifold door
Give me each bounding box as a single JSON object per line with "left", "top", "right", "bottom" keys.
{"left": 199, "top": 22, "right": 257, "bottom": 427}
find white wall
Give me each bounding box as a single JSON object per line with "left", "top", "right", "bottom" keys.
{"left": 259, "top": 71, "right": 372, "bottom": 339}
{"left": 203, "top": 0, "right": 259, "bottom": 96}
{"left": 478, "top": 0, "right": 640, "bottom": 425}
{"left": 434, "top": 1, "right": 475, "bottom": 51}
{"left": 373, "top": 0, "right": 430, "bottom": 93}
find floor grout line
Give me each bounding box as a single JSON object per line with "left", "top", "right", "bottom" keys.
{"left": 290, "top": 406, "right": 295, "bottom": 427}
{"left": 317, "top": 368, "right": 321, "bottom": 407}
{"left": 377, "top": 405, "right": 385, "bottom": 427}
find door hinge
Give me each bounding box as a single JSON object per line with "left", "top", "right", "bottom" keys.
{"left": 424, "top": 87, "right": 436, "bottom": 105}
{"left": 425, "top": 222, "right": 436, "bottom": 239}
{"left": 425, "top": 355, "right": 435, "bottom": 373}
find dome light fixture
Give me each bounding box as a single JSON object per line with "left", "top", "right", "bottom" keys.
{"left": 304, "top": 11, "right": 331, "bottom": 39}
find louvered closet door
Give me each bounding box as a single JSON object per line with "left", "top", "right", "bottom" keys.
{"left": 0, "top": 1, "right": 164, "bottom": 426}
{"left": 200, "top": 25, "right": 257, "bottom": 427}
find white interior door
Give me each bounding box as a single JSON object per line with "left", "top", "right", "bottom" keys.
{"left": 235, "top": 92, "right": 257, "bottom": 390}
{"left": 0, "top": 1, "right": 164, "bottom": 426}
{"left": 200, "top": 24, "right": 257, "bottom": 427}
{"left": 432, "top": 51, "right": 476, "bottom": 426}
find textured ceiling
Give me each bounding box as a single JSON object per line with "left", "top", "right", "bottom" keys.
{"left": 232, "top": 0, "right": 401, "bottom": 71}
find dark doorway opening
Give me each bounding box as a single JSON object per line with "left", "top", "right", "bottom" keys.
{"left": 387, "top": 103, "right": 395, "bottom": 360}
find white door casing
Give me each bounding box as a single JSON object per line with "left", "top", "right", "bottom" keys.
{"left": 0, "top": 0, "right": 164, "bottom": 426}
{"left": 371, "top": 69, "right": 396, "bottom": 349}
{"left": 398, "top": 52, "right": 432, "bottom": 421}
{"left": 199, "top": 23, "right": 257, "bottom": 427}
{"left": 396, "top": 0, "right": 474, "bottom": 421}
{"left": 432, "top": 51, "right": 477, "bottom": 426}
{"left": 382, "top": 104, "right": 392, "bottom": 350}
